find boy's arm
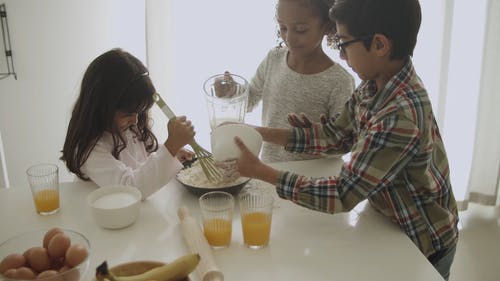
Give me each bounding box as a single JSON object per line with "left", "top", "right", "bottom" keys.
{"left": 275, "top": 113, "right": 422, "bottom": 214}
{"left": 234, "top": 137, "right": 282, "bottom": 184}
{"left": 253, "top": 126, "right": 291, "bottom": 146}
{"left": 283, "top": 97, "right": 356, "bottom": 155}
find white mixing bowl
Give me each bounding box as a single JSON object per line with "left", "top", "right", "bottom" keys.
{"left": 87, "top": 185, "right": 141, "bottom": 229}
{"left": 210, "top": 123, "right": 262, "bottom": 162}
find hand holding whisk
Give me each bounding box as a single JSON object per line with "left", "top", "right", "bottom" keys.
{"left": 154, "top": 93, "right": 222, "bottom": 182}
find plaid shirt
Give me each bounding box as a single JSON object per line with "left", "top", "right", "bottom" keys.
{"left": 277, "top": 59, "right": 459, "bottom": 257}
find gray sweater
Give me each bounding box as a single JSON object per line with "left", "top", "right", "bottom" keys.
{"left": 248, "top": 47, "right": 355, "bottom": 162}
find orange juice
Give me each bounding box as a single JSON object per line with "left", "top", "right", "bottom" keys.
{"left": 242, "top": 212, "right": 271, "bottom": 246}
{"left": 33, "top": 189, "right": 60, "bottom": 213}
{"left": 203, "top": 218, "right": 232, "bottom": 247}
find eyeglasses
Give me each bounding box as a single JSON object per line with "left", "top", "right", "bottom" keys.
{"left": 333, "top": 35, "right": 374, "bottom": 56}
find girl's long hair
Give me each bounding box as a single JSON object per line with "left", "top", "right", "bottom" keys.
{"left": 61, "top": 48, "right": 158, "bottom": 180}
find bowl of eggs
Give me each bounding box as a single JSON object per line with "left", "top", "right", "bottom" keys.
{"left": 0, "top": 228, "right": 90, "bottom": 281}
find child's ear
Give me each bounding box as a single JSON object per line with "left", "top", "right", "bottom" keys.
{"left": 372, "top": 34, "right": 391, "bottom": 56}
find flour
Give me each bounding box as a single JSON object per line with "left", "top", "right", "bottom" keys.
{"left": 177, "top": 161, "right": 248, "bottom": 189}
{"left": 92, "top": 192, "right": 136, "bottom": 209}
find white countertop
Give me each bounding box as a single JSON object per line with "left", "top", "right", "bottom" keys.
{"left": 0, "top": 158, "right": 443, "bottom": 281}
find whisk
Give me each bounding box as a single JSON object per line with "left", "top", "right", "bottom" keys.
{"left": 154, "top": 93, "right": 222, "bottom": 182}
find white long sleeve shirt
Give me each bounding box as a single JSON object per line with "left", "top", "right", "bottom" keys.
{"left": 80, "top": 130, "right": 183, "bottom": 199}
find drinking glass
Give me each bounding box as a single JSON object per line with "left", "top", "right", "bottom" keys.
{"left": 238, "top": 183, "right": 274, "bottom": 249}
{"left": 199, "top": 191, "right": 234, "bottom": 248}
{"left": 26, "top": 163, "right": 60, "bottom": 215}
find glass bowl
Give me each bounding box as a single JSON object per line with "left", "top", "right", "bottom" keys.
{"left": 0, "top": 228, "right": 90, "bottom": 281}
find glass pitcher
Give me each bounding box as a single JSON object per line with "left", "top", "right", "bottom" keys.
{"left": 203, "top": 73, "right": 249, "bottom": 130}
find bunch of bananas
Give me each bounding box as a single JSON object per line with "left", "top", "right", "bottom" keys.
{"left": 95, "top": 253, "right": 200, "bottom": 281}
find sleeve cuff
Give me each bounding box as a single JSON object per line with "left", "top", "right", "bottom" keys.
{"left": 276, "top": 171, "right": 300, "bottom": 200}
{"left": 284, "top": 128, "right": 299, "bottom": 152}
{"left": 157, "top": 145, "right": 184, "bottom": 172}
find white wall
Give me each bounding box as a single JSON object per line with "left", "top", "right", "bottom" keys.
{"left": 146, "top": 0, "right": 277, "bottom": 151}
{"left": 0, "top": 0, "right": 146, "bottom": 187}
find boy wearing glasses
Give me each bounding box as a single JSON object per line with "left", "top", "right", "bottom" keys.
{"left": 233, "top": 0, "right": 459, "bottom": 279}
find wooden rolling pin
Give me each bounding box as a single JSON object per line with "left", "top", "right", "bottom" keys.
{"left": 178, "top": 206, "right": 224, "bottom": 281}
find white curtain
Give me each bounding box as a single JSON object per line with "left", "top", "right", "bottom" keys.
{"left": 145, "top": 0, "right": 500, "bottom": 209}
{"left": 436, "top": 0, "right": 500, "bottom": 209}
{"left": 462, "top": 0, "right": 500, "bottom": 208}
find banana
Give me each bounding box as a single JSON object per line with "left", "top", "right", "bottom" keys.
{"left": 96, "top": 253, "right": 200, "bottom": 281}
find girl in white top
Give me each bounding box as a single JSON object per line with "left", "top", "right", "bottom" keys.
{"left": 248, "top": 0, "right": 355, "bottom": 162}
{"left": 61, "top": 48, "right": 195, "bottom": 199}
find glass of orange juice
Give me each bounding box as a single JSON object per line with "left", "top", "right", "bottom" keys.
{"left": 26, "top": 163, "right": 60, "bottom": 215}
{"left": 239, "top": 183, "right": 274, "bottom": 249}
{"left": 199, "top": 191, "right": 234, "bottom": 248}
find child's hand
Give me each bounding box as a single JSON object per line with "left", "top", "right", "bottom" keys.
{"left": 214, "top": 71, "right": 237, "bottom": 98}
{"left": 234, "top": 137, "right": 280, "bottom": 185}
{"left": 287, "top": 113, "right": 313, "bottom": 128}
{"left": 164, "top": 116, "right": 195, "bottom": 156}
{"left": 234, "top": 136, "right": 262, "bottom": 178}
{"left": 176, "top": 148, "right": 195, "bottom": 163}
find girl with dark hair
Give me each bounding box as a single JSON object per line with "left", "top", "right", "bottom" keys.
{"left": 61, "top": 48, "right": 195, "bottom": 199}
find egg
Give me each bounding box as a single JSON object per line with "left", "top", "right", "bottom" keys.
{"left": 43, "top": 228, "right": 64, "bottom": 248}
{"left": 27, "top": 247, "right": 51, "bottom": 272}
{"left": 0, "top": 253, "right": 26, "bottom": 273}
{"left": 50, "top": 257, "right": 65, "bottom": 271}
{"left": 58, "top": 265, "right": 70, "bottom": 273}
{"left": 59, "top": 266, "right": 80, "bottom": 281}
{"left": 64, "top": 244, "right": 88, "bottom": 268}
{"left": 3, "top": 268, "right": 19, "bottom": 278}
{"left": 23, "top": 247, "right": 37, "bottom": 260}
{"left": 37, "top": 269, "right": 63, "bottom": 281}
{"left": 16, "top": 266, "right": 37, "bottom": 279}
{"left": 47, "top": 233, "right": 71, "bottom": 259}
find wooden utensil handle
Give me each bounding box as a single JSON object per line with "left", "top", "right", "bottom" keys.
{"left": 154, "top": 93, "right": 176, "bottom": 119}
{"left": 178, "top": 206, "right": 224, "bottom": 281}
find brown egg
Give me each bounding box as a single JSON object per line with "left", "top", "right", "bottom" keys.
{"left": 43, "top": 228, "right": 64, "bottom": 248}
{"left": 27, "top": 247, "right": 51, "bottom": 273}
{"left": 3, "top": 268, "right": 19, "bottom": 278}
{"left": 58, "top": 265, "right": 70, "bottom": 273}
{"left": 16, "top": 266, "right": 37, "bottom": 279}
{"left": 59, "top": 266, "right": 80, "bottom": 281}
{"left": 47, "top": 233, "right": 71, "bottom": 259}
{"left": 50, "top": 257, "right": 64, "bottom": 271}
{"left": 64, "top": 244, "right": 88, "bottom": 268}
{"left": 23, "top": 247, "right": 37, "bottom": 261}
{"left": 0, "top": 253, "right": 26, "bottom": 273}
{"left": 36, "top": 270, "right": 63, "bottom": 281}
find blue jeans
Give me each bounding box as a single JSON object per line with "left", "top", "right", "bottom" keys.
{"left": 428, "top": 244, "right": 457, "bottom": 280}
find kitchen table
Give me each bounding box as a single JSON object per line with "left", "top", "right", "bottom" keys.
{"left": 0, "top": 158, "right": 443, "bottom": 280}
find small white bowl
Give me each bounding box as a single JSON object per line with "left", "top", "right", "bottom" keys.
{"left": 210, "top": 123, "right": 262, "bottom": 162}
{"left": 87, "top": 185, "right": 141, "bottom": 229}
